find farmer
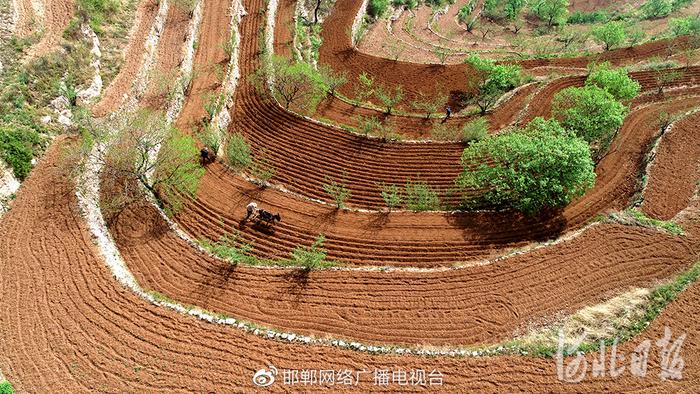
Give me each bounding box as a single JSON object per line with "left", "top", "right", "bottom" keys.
{"left": 445, "top": 105, "right": 452, "bottom": 119}
{"left": 245, "top": 201, "right": 258, "bottom": 220}
{"left": 200, "top": 146, "right": 210, "bottom": 165}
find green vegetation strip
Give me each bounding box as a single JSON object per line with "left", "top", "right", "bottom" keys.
{"left": 198, "top": 234, "right": 338, "bottom": 269}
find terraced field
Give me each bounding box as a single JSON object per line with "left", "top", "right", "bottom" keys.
{"left": 1, "top": 0, "right": 700, "bottom": 392}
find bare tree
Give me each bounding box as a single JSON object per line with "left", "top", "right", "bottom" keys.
{"left": 83, "top": 110, "right": 204, "bottom": 218}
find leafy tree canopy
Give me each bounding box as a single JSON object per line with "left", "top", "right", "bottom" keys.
{"left": 458, "top": 117, "right": 596, "bottom": 214}
{"left": 551, "top": 85, "right": 626, "bottom": 158}
{"left": 586, "top": 62, "right": 640, "bottom": 101}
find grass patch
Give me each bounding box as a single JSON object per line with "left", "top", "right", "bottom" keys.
{"left": 610, "top": 208, "right": 685, "bottom": 235}
{"left": 198, "top": 233, "right": 256, "bottom": 265}
{"left": 0, "top": 381, "right": 13, "bottom": 394}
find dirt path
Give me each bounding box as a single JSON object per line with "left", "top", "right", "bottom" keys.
{"left": 0, "top": 138, "right": 699, "bottom": 392}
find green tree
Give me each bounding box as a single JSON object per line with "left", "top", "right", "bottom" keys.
{"left": 641, "top": 0, "right": 672, "bottom": 19}
{"left": 505, "top": 0, "right": 526, "bottom": 21}
{"left": 592, "top": 21, "right": 626, "bottom": 51}
{"left": 318, "top": 64, "right": 347, "bottom": 96}
{"left": 530, "top": 0, "right": 570, "bottom": 27}
{"left": 368, "top": 0, "right": 389, "bottom": 18}
{"left": 353, "top": 72, "right": 375, "bottom": 105}
{"left": 252, "top": 55, "right": 328, "bottom": 114}
{"left": 323, "top": 178, "right": 351, "bottom": 208}
{"left": 668, "top": 16, "right": 700, "bottom": 37}
{"left": 551, "top": 85, "right": 626, "bottom": 158}
{"left": 290, "top": 235, "right": 330, "bottom": 270}
{"left": 92, "top": 110, "right": 205, "bottom": 216}
{"left": 586, "top": 62, "right": 640, "bottom": 100}
{"left": 380, "top": 183, "right": 403, "bottom": 211}
{"left": 465, "top": 55, "right": 522, "bottom": 114}
{"left": 411, "top": 91, "right": 448, "bottom": 119}
{"left": 457, "top": 117, "right": 595, "bottom": 214}
{"left": 374, "top": 85, "right": 404, "bottom": 114}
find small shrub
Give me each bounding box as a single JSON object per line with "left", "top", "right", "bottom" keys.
{"left": 0, "top": 124, "right": 40, "bottom": 180}
{"left": 226, "top": 133, "right": 252, "bottom": 170}
{"left": 289, "top": 235, "right": 331, "bottom": 270}
{"left": 374, "top": 85, "right": 403, "bottom": 114}
{"left": 380, "top": 183, "right": 403, "bottom": 211}
{"left": 76, "top": 0, "right": 120, "bottom": 34}
{"left": 568, "top": 10, "right": 608, "bottom": 24}
{"left": 405, "top": 180, "right": 441, "bottom": 211}
{"left": 430, "top": 122, "right": 459, "bottom": 141}
{"left": 641, "top": 0, "right": 672, "bottom": 19}
{"left": 323, "top": 178, "right": 351, "bottom": 208}
{"left": 198, "top": 123, "right": 223, "bottom": 154}
{"left": 199, "top": 233, "right": 255, "bottom": 265}
{"left": 462, "top": 118, "right": 488, "bottom": 143}
{"left": 368, "top": 0, "right": 389, "bottom": 19}
{"left": 356, "top": 115, "right": 382, "bottom": 136}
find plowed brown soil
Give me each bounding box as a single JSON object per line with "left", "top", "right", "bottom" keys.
{"left": 642, "top": 111, "right": 700, "bottom": 221}
{"left": 215, "top": 0, "right": 700, "bottom": 211}
{"left": 170, "top": 94, "right": 700, "bottom": 267}
{"left": 321, "top": 0, "right": 696, "bottom": 106}
{"left": 140, "top": 2, "right": 192, "bottom": 110}
{"left": 114, "top": 194, "right": 700, "bottom": 346}
{"left": 12, "top": 0, "right": 38, "bottom": 38}
{"left": 1, "top": 138, "right": 699, "bottom": 392}
{"left": 97, "top": 0, "right": 700, "bottom": 348}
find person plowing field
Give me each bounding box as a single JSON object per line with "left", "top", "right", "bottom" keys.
{"left": 200, "top": 146, "right": 215, "bottom": 165}
{"left": 245, "top": 201, "right": 281, "bottom": 226}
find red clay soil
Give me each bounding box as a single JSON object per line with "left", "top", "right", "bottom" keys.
{"left": 172, "top": 86, "right": 695, "bottom": 267}
{"left": 92, "top": 0, "right": 160, "bottom": 116}
{"left": 3, "top": 139, "right": 700, "bottom": 393}
{"left": 171, "top": 94, "right": 700, "bottom": 267}
{"left": 319, "top": 0, "right": 474, "bottom": 105}
{"left": 642, "top": 111, "right": 700, "bottom": 221}
{"left": 277, "top": 2, "right": 539, "bottom": 137}
{"left": 224, "top": 0, "right": 700, "bottom": 210}
{"left": 151, "top": 0, "right": 700, "bottom": 268}
{"left": 113, "top": 192, "right": 700, "bottom": 346}
{"left": 170, "top": 0, "right": 231, "bottom": 135}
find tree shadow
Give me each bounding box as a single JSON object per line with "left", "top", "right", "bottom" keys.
{"left": 281, "top": 268, "right": 311, "bottom": 304}
{"left": 367, "top": 211, "right": 390, "bottom": 230}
